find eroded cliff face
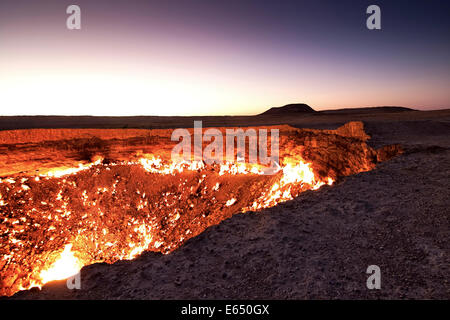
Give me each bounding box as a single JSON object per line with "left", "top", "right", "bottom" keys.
{"left": 0, "top": 122, "right": 399, "bottom": 178}
{"left": 0, "top": 122, "right": 402, "bottom": 296}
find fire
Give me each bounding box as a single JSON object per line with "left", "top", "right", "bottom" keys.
{"left": 225, "top": 198, "right": 237, "bottom": 206}
{"left": 139, "top": 155, "right": 336, "bottom": 218}
{"left": 0, "top": 155, "right": 334, "bottom": 296}
{"left": 139, "top": 157, "right": 205, "bottom": 174}
{"left": 0, "top": 123, "right": 402, "bottom": 297}
{"left": 282, "top": 162, "right": 315, "bottom": 185}
{"left": 39, "top": 244, "right": 83, "bottom": 284}
{"left": 126, "top": 223, "right": 154, "bottom": 260}
{"left": 43, "top": 158, "right": 103, "bottom": 178}
{"left": 244, "top": 160, "right": 334, "bottom": 211}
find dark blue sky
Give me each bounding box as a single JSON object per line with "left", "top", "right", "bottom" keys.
{"left": 0, "top": 0, "right": 449, "bottom": 115}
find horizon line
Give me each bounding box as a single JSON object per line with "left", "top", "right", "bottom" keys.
{"left": 1, "top": 105, "right": 450, "bottom": 118}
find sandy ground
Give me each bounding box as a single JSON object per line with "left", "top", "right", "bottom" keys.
{"left": 6, "top": 108, "right": 450, "bottom": 299}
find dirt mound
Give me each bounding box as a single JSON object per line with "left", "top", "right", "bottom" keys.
{"left": 321, "top": 106, "right": 415, "bottom": 114}
{"left": 259, "top": 103, "right": 316, "bottom": 115}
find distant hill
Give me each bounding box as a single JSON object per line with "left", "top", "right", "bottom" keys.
{"left": 259, "top": 103, "right": 316, "bottom": 115}
{"left": 320, "top": 106, "right": 416, "bottom": 114}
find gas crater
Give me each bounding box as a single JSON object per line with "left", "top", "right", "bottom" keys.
{"left": 0, "top": 122, "right": 401, "bottom": 296}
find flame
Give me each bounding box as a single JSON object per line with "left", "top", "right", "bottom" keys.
{"left": 282, "top": 162, "right": 315, "bottom": 185}
{"left": 225, "top": 198, "right": 237, "bottom": 206}
{"left": 139, "top": 157, "right": 205, "bottom": 174}
{"left": 126, "top": 223, "right": 154, "bottom": 260}
{"left": 139, "top": 156, "right": 268, "bottom": 176}
{"left": 1, "top": 154, "right": 335, "bottom": 296}
{"left": 245, "top": 160, "right": 334, "bottom": 211}
{"left": 43, "top": 158, "right": 103, "bottom": 178}
{"left": 39, "top": 244, "right": 83, "bottom": 284}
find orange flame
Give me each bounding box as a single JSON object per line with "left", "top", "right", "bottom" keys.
{"left": 3, "top": 154, "right": 334, "bottom": 295}
{"left": 39, "top": 244, "right": 83, "bottom": 284}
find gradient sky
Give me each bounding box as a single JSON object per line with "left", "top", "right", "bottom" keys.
{"left": 0, "top": 0, "right": 449, "bottom": 116}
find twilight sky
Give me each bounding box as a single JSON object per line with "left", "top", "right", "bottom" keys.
{"left": 0, "top": 0, "right": 449, "bottom": 116}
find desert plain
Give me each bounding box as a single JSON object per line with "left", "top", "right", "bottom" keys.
{"left": 1, "top": 105, "right": 449, "bottom": 299}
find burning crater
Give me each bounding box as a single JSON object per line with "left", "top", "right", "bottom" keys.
{"left": 0, "top": 122, "right": 401, "bottom": 296}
